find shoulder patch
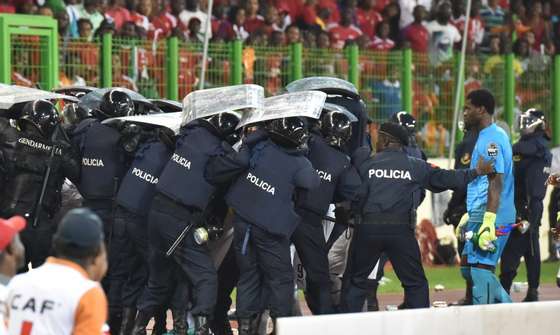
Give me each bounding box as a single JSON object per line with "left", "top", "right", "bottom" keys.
{"left": 460, "top": 153, "right": 471, "bottom": 165}
{"left": 487, "top": 143, "right": 498, "bottom": 157}
{"left": 513, "top": 155, "right": 521, "bottom": 162}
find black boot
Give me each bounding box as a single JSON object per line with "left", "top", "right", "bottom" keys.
{"left": 522, "top": 288, "right": 539, "bottom": 302}
{"left": 366, "top": 282, "right": 379, "bottom": 311}
{"left": 131, "top": 310, "right": 152, "bottom": 335}
{"left": 194, "top": 315, "right": 210, "bottom": 335}
{"left": 152, "top": 308, "right": 167, "bottom": 335}
{"left": 119, "top": 307, "right": 137, "bottom": 335}
{"left": 171, "top": 309, "right": 188, "bottom": 335}
{"left": 237, "top": 318, "right": 254, "bottom": 335}
{"left": 109, "top": 310, "right": 123, "bottom": 335}
{"left": 210, "top": 318, "right": 233, "bottom": 335}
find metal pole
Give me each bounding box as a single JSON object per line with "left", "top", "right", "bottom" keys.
{"left": 0, "top": 15, "right": 9, "bottom": 84}
{"left": 166, "top": 36, "right": 179, "bottom": 100}
{"left": 348, "top": 44, "right": 360, "bottom": 90}
{"left": 401, "top": 48, "right": 413, "bottom": 113}
{"left": 290, "top": 42, "right": 303, "bottom": 82}
{"left": 101, "top": 32, "right": 112, "bottom": 88}
{"left": 198, "top": 0, "right": 214, "bottom": 90}
{"left": 553, "top": 55, "right": 560, "bottom": 146}
{"left": 448, "top": 0, "right": 472, "bottom": 168}
{"left": 504, "top": 52, "right": 515, "bottom": 137}
{"left": 230, "top": 39, "right": 243, "bottom": 85}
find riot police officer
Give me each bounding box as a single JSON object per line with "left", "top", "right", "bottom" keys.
{"left": 340, "top": 123, "right": 494, "bottom": 311}
{"left": 113, "top": 125, "right": 176, "bottom": 334}
{"left": 133, "top": 85, "right": 259, "bottom": 335}
{"left": 206, "top": 92, "right": 324, "bottom": 335}
{"left": 72, "top": 89, "right": 138, "bottom": 332}
{"left": 365, "top": 111, "right": 428, "bottom": 311}
{"left": 292, "top": 105, "right": 362, "bottom": 315}
{"left": 0, "top": 99, "right": 80, "bottom": 268}
{"left": 444, "top": 128, "right": 479, "bottom": 305}
{"left": 499, "top": 109, "right": 551, "bottom": 301}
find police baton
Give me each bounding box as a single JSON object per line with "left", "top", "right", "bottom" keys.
{"left": 166, "top": 221, "right": 196, "bottom": 257}
{"left": 32, "top": 125, "right": 64, "bottom": 228}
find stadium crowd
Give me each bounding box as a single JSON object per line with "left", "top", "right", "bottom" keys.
{"left": 0, "top": 0, "right": 558, "bottom": 54}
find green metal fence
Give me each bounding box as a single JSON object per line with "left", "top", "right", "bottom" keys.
{"left": 3, "top": 24, "right": 560, "bottom": 151}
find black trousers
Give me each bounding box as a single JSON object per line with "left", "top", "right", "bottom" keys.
{"left": 17, "top": 213, "right": 54, "bottom": 270}
{"left": 292, "top": 209, "right": 334, "bottom": 314}
{"left": 211, "top": 244, "right": 239, "bottom": 331}
{"left": 341, "top": 224, "right": 429, "bottom": 312}
{"left": 547, "top": 187, "right": 560, "bottom": 259}
{"left": 499, "top": 229, "right": 541, "bottom": 291}
{"left": 84, "top": 201, "right": 128, "bottom": 323}
{"left": 113, "top": 207, "right": 150, "bottom": 307}
{"left": 138, "top": 194, "right": 217, "bottom": 317}
{"left": 233, "top": 216, "right": 293, "bottom": 319}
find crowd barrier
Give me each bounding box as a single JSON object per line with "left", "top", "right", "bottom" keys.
{"left": 276, "top": 301, "right": 560, "bottom": 335}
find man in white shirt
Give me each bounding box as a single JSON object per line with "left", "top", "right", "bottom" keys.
{"left": 0, "top": 216, "right": 26, "bottom": 335}
{"left": 179, "top": 0, "right": 212, "bottom": 39}
{"left": 426, "top": 2, "right": 461, "bottom": 66}
{"left": 399, "top": 0, "right": 432, "bottom": 28}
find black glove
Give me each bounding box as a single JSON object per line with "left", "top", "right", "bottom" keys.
{"left": 157, "top": 128, "right": 176, "bottom": 150}
{"left": 443, "top": 204, "right": 466, "bottom": 227}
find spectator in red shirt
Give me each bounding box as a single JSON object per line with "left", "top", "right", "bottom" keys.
{"left": 244, "top": 0, "right": 264, "bottom": 34}
{"left": 318, "top": 0, "right": 339, "bottom": 24}
{"left": 216, "top": 6, "right": 249, "bottom": 41}
{"left": 274, "top": 0, "right": 304, "bottom": 23}
{"left": 370, "top": 21, "right": 395, "bottom": 50}
{"left": 299, "top": 0, "right": 319, "bottom": 29}
{"left": 127, "top": 0, "right": 150, "bottom": 31}
{"left": 149, "top": 0, "right": 181, "bottom": 39}
{"left": 356, "top": 0, "right": 383, "bottom": 39}
{"left": 105, "top": 0, "right": 132, "bottom": 30}
{"left": 0, "top": 0, "right": 16, "bottom": 13}
{"left": 401, "top": 5, "right": 429, "bottom": 53}
{"left": 261, "top": 5, "right": 282, "bottom": 38}
{"left": 328, "top": 8, "right": 363, "bottom": 49}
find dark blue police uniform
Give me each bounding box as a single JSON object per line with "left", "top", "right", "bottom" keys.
{"left": 72, "top": 118, "right": 132, "bottom": 329}
{"left": 499, "top": 131, "right": 551, "bottom": 296}
{"left": 138, "top": 123, "right": 222, "bottom": 320}
{"left": 114, "top": 139, "right": 173, "bottom": 310}
{"left": 293, "top": 132, "right": 361, "bottom": 314}
{"left": 341, "top": 148, "right": 480, "bottom": 311}
{"left": 207, "top": 137, "right": 320, "bottom": 320}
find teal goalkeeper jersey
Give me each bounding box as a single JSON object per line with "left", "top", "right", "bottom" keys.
{"left": 466, "top": 123, "right": 516, "bottom": 224}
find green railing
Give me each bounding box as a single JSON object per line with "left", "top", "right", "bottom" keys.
{"left": 3, "top": 19, "right": 560, "bottom": 152}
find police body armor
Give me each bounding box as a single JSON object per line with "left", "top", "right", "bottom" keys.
{"left": 360, "top": 149, "right": 421, "bottom": 223}
{"left": 116, "top": 140, "right": 172, "bottom": 215}
{"left": 75, "top": 120, "right": 128, "bottom": 200}
{"left": 156, "top": 124, "right": 221, "bottom": 210}
{"left": 226, "top": 140, "right": 312, "bottom": 237}
{"left": 297, "top": 133, "right": 351, "bottom": 217}
{"left": 0, "top": 127, "right": 64, "bottom": 217}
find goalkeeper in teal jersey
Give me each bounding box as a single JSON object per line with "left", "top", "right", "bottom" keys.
{"left": 455, "top": 89, "right": 515, "bottom": 305}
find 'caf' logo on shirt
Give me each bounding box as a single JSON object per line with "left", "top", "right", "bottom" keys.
{"left": 460, "top": 153, "right": 471, "bottom": 165}
{"left": 487, "top": 143, "right": 498, "bottom": 157}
